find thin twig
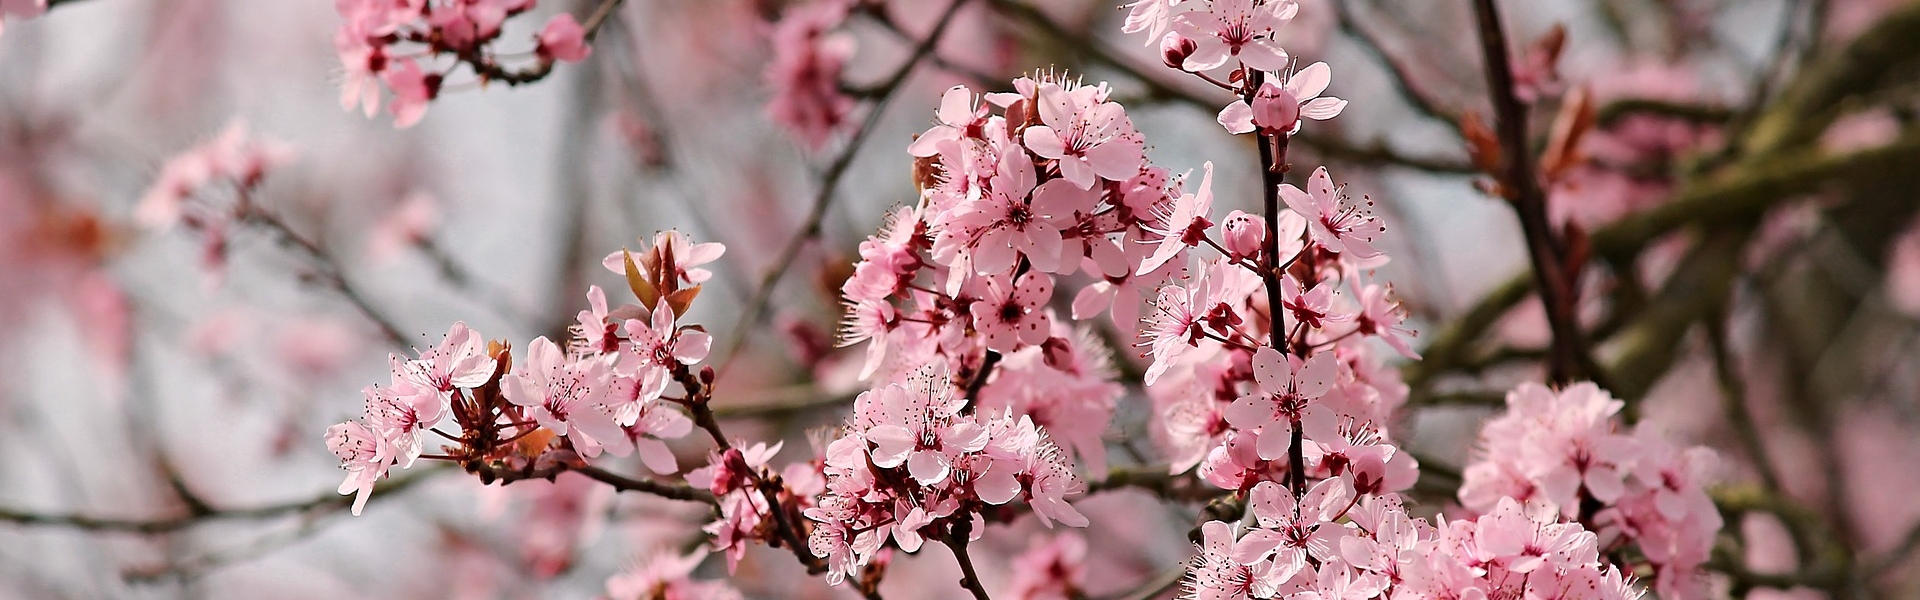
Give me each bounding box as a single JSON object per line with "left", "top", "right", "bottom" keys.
{"left": 0, "top": 467, "right": 443, "bottom": 534}
{"left": 243, "top": 208, "right": 411, "bottom": 349}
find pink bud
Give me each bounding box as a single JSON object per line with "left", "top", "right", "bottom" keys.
{"left": 1159, "top": 32, "right": 1196, "bottom": 70}
{"left": 1250, "top": 82, "right": 1300, "bottom": 134}
{"left": 537, "top": 14, "right": 591, "bottom": 64}
{"left": 1222, "top": 210, "right": 1266, "bottom": 260}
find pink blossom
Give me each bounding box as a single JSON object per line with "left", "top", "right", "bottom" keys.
{"left": 1139, "top": 162, "right": 1217, "bottom": 276}
{"left": 536, "top": 13, "right": 591, "bottom": 64}
{"left": 862, "top": 378, "right": 988, "bottom": 485}
{"left": 503, "top": 336, "right": 623, "bottom": 443}
{"left": 1005, "top": 533, "right": 1089, "bottom": 600}
{"left": 1279, "top": 166, "right": 1384, "bottom": 259}
{"left": 1216, "top": 62, "right": 1347, "bottom": 135}
{"left": 1171, "top": 0, "right": 1296, "bottom": 72}
{"left": 326, "top": 420, "right": 393, "bottom": 516}
{"left": 362, "top": 381, "right": 442, "bottom": 468}
{"left": 602, "top": 549, "right": 743, "bottom": 600}
{"left": 1352, "top": 284, "right": 1419, "bottom": 359}
{"left": 1225, "top": 346, "right": 1339, "bottom": 460}
{"left": 395, "top": 322, "right": 496, "bottom": 403}
{"left": 620, "top": 299, "right": 712, "bottom": 401}
{"left": 599, "top": 230, "right": 727, "bottom": 285}
{"left": 973, "top": 271, "right": 1055, "bottom": 352}
{"left": 908, "top": 85, "right": 990, "bottom": 157}
{"left": 765, "top": 0, "right": 855, "bottom": 149}
{"left": 949, "top": 147, "right": 1096, "bottom": 274}
{"left": 1021, "top": 81, "right": 1147, "bottom": 189}
{"left": 1220, "top": 209, "right": 1265, "bottom": 261}
{"left": 382, "top": 58, "right": 438, "bottom": 129}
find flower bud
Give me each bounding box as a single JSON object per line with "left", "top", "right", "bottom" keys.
{"left": 1250, "top": 83, "right": 1299, "bottom": 134}
{"left": 1222, "top": 210, "right": 1266, "bottom": 261}
{"left": 1160, "top": 32, "right": 1197, "bottom": 70}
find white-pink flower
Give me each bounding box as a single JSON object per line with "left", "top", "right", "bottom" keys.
{"left": 326, "top": 420, "right": 393, "bottom": 516}
{"left": 1139, "top": 162, "right": 1217, "bottom": 275}
{"left": 1279, "top": 166, "right": 1385, "bottom": 259}
{"left": 973, "top": 271, "right": 1055, "bottom": 352}
{"left": 621, "top": 299, "right": 712, "bottom": 400}
{"left": 1171, "top": 0, "right": 1296, "bottom": 72}
{"left": 504, "top": 336, "right": 623, "bottom": 442}
{"left": 862, "top": 379, "right": 989, "bottom": 485}
{"left": 1021, "top": 82, "right": 1146, "bottom": 190}
{"left": 1225, "top": 346, "right": 1340, "bottom": 460}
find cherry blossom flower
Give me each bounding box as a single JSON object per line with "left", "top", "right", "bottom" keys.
{"left": 949, "top": 148, "right": 1096, "bottom": 274}
{"left": 1139, "top": 162, "right": 1217, "bottom": 276}
{"left": 504, "top": 336, "right": 624, "bottom": 443}
{"left": 1217, "top": 62, "right": 1347, "bottom": 135}
{"left": 973, "top": 272, "right": 1055, "bottom": 352}
{"left": 362, "top": 381, "right": 442, "bottom": 468}
{"left": 395, "top": 322, "right": 495, "bottom": 404}
{"left": 862, "top": 378, "right": 988, "bottom": 485}
{"left": 1121, "top": 0, "right": 1181, "bottom": 44}
{"left": 1171, "top": 0, "right": 1297, "bottom": 73}
{"left": 1005, "top": 533, "right": 1089, "bottom": 600}
{"left": 600, "top": 230, "right": 728, "bottom": 286}
{"left": 1353, "top": 284, "right": 1419, "bottom": 359}
{"left": 1279, "top": 166, "right": 1384, "bottom": 258}
{"left": 536, "top": 13, "right": 590, "bottom": 64}
{"left": 603, "top": 549, "right": 744, "bottom": 600}
{"left": 909, "top": 85, "right": 990, "bottom": 158}
{"left": 326, "top": 420, "right": 393, "bottom": 516}
{"left": 382, "top": 58, "right": 438, "bottom": 129}
{"left": 1021, "top": 81, "right": 1147, "bottom": 189}
{"left": 765, "top": 0, "right": 855, "bottom": 149}
{"left": 1225, "top": 346, "right": 1340, "bottom": 460}
{"left": 621, "top": 299, "right": 712, "bottom": 401}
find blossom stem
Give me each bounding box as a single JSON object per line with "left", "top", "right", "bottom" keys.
{"left": 943, "top": 521, "right": 995, "bottom": 600}
{"left": 1248, "top": 69, "right": 1309, "bottom": 499}
{"left": 1468, "top": 0, "right": 1592, "bottom": 386}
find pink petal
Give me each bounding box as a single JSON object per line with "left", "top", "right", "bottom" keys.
{"left": 1286, "top": 62, "right": 1332, "bottom": 101}
{"left": 1300, "top": 97, "right": 1348, "bottom": 121}
{"left": 1021, "top": 126, "right": 1067, "bottom": 161}
{"left": 1218, "top": 100, "right": 1256, "bottom": 134}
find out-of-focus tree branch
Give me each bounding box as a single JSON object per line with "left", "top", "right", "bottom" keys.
{"left": 0, "top": 467, "right": 444, "bottom": 534}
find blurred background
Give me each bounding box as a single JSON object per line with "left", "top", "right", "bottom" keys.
{"left": 1, "top": 0, "right": 1917, "bottom": 597}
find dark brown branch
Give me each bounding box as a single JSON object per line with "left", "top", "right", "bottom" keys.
{"left": 718, "top": 0, "right": 972, "bottom": 373}
{"left": 943, "top": 519, "right": 994, "bottom": 600}
{"left": 1468, "top": 0, "right": 1591, "bottom": 386}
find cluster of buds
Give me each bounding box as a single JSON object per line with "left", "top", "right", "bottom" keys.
{"left": 135, "top": 120, "right": 295, "bottom": 288}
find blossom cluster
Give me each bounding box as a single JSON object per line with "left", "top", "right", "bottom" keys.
{"left": 806, "top": 367, "right": 1088, "bottom": 584}
{"left": 333, "top": 0, "right": 594, "bottom": 127}
{"left": 326, "top": 231, "right": 718, "bottom": 515}
{"left": 135, "top": 120, "right": 295, "bottom": 288}
{"left": 1459, "top": 383, "right": 1723, "bottom": 599}
{"left": 1187, "top": 482, "right": 1641, "bottom": 600}
{"left": 764, "top": 0, "right": 856, "bottom": 149}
